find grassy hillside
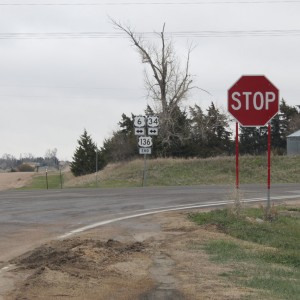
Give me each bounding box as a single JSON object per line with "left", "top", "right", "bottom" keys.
{"left": 59, "top": 155, "right": 300, "bottom": 189}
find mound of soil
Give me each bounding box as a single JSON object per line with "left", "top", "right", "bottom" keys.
{"left": 13, "top": 238, "right": 146, "bottom": 276}
{"left": 9, "top": 238, "right": 152, "bottom": 300}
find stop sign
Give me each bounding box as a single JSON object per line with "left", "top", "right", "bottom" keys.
{"left": 228, "top": 75, "right": 279, "bottom": 126}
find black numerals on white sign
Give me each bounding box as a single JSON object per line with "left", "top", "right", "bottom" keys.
{"left": 147, "top": 116, "right": 159, "bottom": 127}
{"left": 138, "top": 137, "right": 153, "bottom": 147}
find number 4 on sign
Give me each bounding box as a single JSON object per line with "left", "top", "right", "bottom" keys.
{"left": 147, "top": 116, "right": 159, "bottom": 127}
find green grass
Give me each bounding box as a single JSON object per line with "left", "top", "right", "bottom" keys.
{"left": 89, "top": 155, "right": 300, "bottom": 188}
{"left": 22, "top": 173, "right": 63, "bottom": 190}
{"left": 102, "top": 155, "right": 300, "bottom": 187}
{"left": 20, "top": 155, "right": 300, "bottom": 189}
{"left": 189, "top": 207, "right": 300, "bottom": 299}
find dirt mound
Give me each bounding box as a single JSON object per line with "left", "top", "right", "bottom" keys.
{"left": 12, "top": 238, "right": 147, "bottom": 276}
{"left": 9, "top": 238, "right": 152, "bottom": 299}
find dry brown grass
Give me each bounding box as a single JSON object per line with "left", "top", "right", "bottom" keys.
{"left": 0, "top": 172, "right": 35, "bottom": 191}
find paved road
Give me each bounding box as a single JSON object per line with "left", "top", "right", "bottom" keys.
{"left": 0, "top": 184, "right": 299, "bottom": 262}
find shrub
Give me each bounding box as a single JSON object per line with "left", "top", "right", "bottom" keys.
{"left": 18, "top": 164, "right": 35, "bottom": 172}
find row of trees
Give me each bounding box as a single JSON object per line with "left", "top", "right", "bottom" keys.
{"left": 70, "top": 99, "right": 299, "bottom": 176}
{"left": 101, "top": 102, "right": 232, "bottom": 161}
{"left": 102, "top": 99, "right": 299, "bottom": 159}
{"left": 0, "top": 149, "right": 60, "bottom": 171}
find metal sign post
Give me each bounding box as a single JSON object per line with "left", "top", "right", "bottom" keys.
{"left": 96, "top": 146, "right": 98, "bottom": 187}
{"left": 143, "top": 154, "right": 148, "bottom": 187}
{"left": 45, "top": 168, "right": 49, "bottom": 190}
{"left": 267, "top": 123, "right": 271, "bottom": 213}
{"left": 60, "top": 168, "right": 63, "bottom": 189}
{"left": 235, "top": 122, "right": 239, "bottom": 190}
{"left": 134, "top": 115, "right": 159, "bottom": 187}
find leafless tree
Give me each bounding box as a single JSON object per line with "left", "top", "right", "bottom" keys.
{"left": 288, "top": 114, "right": 300, "bottom": 134}
{"left": 111, "top": 19, "right": 196, "bottom": 145}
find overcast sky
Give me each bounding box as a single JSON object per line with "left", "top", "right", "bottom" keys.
{"left": 0, "top": 0, "right": 299, "bottom": 160}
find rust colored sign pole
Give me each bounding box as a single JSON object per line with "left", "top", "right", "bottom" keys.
{"left": 236, "top": 122, "right": 239, "bottom": 190}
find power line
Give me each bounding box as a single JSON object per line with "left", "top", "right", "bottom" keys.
{"left": 0, "top": 1, "right": 299, "bottom": 5}
{"left": 0, "top": 84, "right": 139, "bottom": 90}
{"left": 0, "top": 30, "right": 299, "bottom": 39}
{"left": 0, "top": 94, "right": 143, "bottom": 99}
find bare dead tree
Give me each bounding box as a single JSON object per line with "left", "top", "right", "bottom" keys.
{"left": 111, "top": 19, "right": 195, "bottom": 145}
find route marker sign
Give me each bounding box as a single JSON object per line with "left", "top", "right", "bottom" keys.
{"left": 138, "top": 136, "right": 153, "bottom": 147}
{"left": 228, "top": 75, "right": 279, "bottom": 126}
{"left": 147, "top": 116, "right": 159, "bottom": 127}
{"left": 134, "top": 116, "right": 146, "bottom": 128}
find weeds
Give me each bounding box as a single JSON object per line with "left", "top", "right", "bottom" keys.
{"left": 229, "top": 187, "right": 244, "bottom": 217}
{"left": 258, "top": 202, "right": 279, "bottom": 221}
{"left": 189, "top": 205, "right": 300, "bottom": 299}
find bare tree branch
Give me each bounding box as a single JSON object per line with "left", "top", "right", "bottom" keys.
{"left": 110, "top": 18, "right": 201, "bottom": 144}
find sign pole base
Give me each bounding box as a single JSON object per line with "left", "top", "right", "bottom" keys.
{"left": 142, "top": 154, "right": 148, "bottom": 187}
{"left": 236, "top": 122, "right": 239, "bottom": 190}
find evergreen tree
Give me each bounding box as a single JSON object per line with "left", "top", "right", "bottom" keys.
{"left": 145, "top": 105, "right": 155, "bottom": 117}
{"left": 70, "top": 129, "right": 106, "bottom": 177}
{"left": 205, "top": 103, "right": 232, "bottom": 156}
{"left": 102, "top": 114, "right": 138, "bottom": 162}
{"left": 239, "top": 126, "right": 267, "bottom": 155}
{"left": 119, "top": 113, "right": 135, "bottom": 135}
{"left": 270, "top": 113, "right": 283, "bottom": 153}
{"left": 189, "top": 104, "right": 211, "bottom": 157}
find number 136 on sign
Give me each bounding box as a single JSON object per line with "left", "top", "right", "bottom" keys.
{"left": 138, "top": 136, "right": 153, "bottom": 147}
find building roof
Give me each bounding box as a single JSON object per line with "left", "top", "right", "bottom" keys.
{"left": 287, "top": 130, "right": 300, "bottom": 138}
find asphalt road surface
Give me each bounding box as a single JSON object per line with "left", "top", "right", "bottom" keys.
{"left": 1, "top": 184, "right": 300, "bottom": 262}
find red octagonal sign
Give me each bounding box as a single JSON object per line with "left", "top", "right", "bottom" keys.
{"left": 228, "top": 75, "right": 279, "bottom": 126}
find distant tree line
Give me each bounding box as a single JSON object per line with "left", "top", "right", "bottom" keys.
{"left": 0, "top": 148, "right": 60, "bottom": 172}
